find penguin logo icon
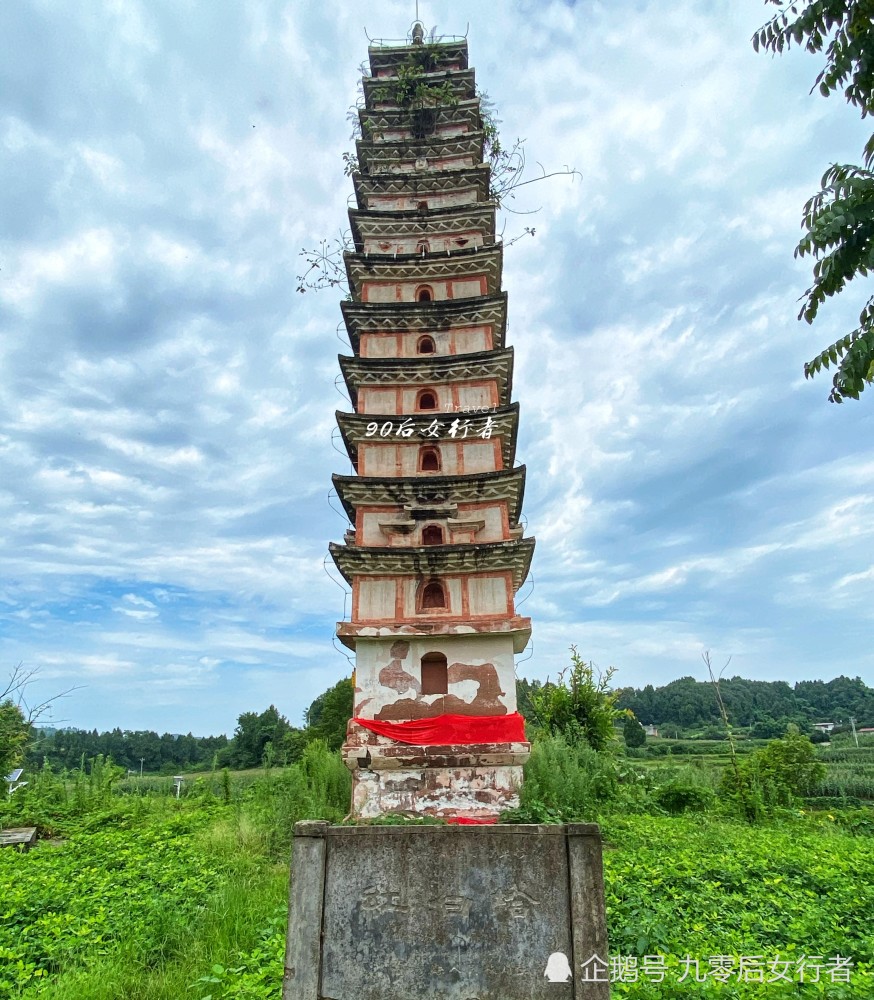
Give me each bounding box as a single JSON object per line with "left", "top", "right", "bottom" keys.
{"left": 544, "top": 952, "right": 573, "bottom": 982}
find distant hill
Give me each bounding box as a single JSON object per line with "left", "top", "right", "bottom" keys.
{"left": 612, "top": 674, "right": 874, "bottom": 730}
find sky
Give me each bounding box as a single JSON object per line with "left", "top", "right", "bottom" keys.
{"left": 1, "top": 0, "right": 872, "bottom": 737}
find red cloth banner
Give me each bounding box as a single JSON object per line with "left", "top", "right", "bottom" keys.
{"left": 447, "top": 816, "right": 498, "bottom": 825}
{"left": 352, "top": 712, "right": 526, "bottom": 746}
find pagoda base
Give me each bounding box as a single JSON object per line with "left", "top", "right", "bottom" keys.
{"left": 343, "top": 719, "right": 530, "bottom": 820}
{"left": 350, "top": 762, "right": 525, "bottom": 821}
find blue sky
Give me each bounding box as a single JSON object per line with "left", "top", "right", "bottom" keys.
{"left": 1, "top": 0, "right": 872, "bottom": 736}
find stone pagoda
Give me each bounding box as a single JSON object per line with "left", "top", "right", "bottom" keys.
{"left": 330, "top": 23, "right": 534, "bottom": 822}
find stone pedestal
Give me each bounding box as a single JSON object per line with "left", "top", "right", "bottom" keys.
{"left": 284, "top": 821, "right": 610, "bottom": 1000}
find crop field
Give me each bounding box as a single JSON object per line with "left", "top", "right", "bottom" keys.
{"left": 1, "top": 793, "right": 872, "bottom": 998}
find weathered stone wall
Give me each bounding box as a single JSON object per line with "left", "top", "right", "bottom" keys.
{"left": 352, "top": 633, "right": 517, "bottom": 718}
{"left": 351, "top": 762, "right": 523, "bottom": 819}
{"left": 284, "top": 822, "right": 610, "bottom": 1000}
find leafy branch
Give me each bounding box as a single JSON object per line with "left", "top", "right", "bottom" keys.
{"left": 754, "top": 0, "right": 874, "bottom": 401}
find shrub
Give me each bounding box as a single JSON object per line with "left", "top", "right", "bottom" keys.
{"left": 505, "top": 733, "right": 620, "bottom": 822}
{"left": 653, "top": 782, "right": 715, "bottom": 814}
{"left": 529, "top": 646, "right": 620, "bottom": 751}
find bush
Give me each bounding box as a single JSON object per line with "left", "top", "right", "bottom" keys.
{"left": 505, "top": 733, "right": 620, "bottom": 822}
{"left": 653, "top": 782, "right": 715, "bottom": 814}
{"left": 721, "top": 727, "right": 827, "bottom": 819}
{"left": 529, "top": 646, "right": 620, "bottom": 751}
{"left": 623, "top": 714, "right": 646, "bottom": 748}
{"left": 244, "top": 740, "right": 351, "bottom": 858}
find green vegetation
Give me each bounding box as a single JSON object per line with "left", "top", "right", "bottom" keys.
{"left": 2, "top": 752, "right": 872, "bottom": 997}
{"left": 4, "top": 662, "right": 873, "bottom": 996}
{"left": 623, "top": 713, "right": 647, "bottom": 748}
{"left": 0, "top": 700, "right": 28, "bottom": 778}
{"left": 604, "top": 814, "right": 874, "bottom": 997}
{"left": 616, "top": 673, "right": 874, "bottom": 731}
{"left": 528, "top": 646, "right": 621, "bottom": 752}
{"left": 0, "top": 741, "right": 349, "bottom": 1000}
{"left": 754, "top": 0, "right": 874, "bottom": 401}
{"left": 25, "top": 679, "right": 354, "bottom": 777}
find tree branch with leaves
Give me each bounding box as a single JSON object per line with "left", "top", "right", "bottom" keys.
{"left": 754, "top": 0, "right": 874, "bottom": 401}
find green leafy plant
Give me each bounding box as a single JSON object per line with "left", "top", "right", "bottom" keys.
{"left": 529, "top": 646, "right": 620, "bottom": 751}
{"left": 623, "top": 712, "right": 646, "bottom": 748}
{"left": 754, "top": 0, "right": 874, "bottom": 401}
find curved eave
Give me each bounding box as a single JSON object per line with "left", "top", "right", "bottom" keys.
{"left": 340, "top": 292, "right": 507, "bottom": 353}
{"left": 337, "top": 402, "right": 520, "bottom": 469}
{"left": 353, "top": 164, "right": 490, "bottom": 207}
{"left": 332, "top": 465, "right": 527, "bottom": 524}
{"left": 344, "top": 243, "right": 503, "bottom": 299}
{"left": 348, "top": 202, "right": 497, "bottom": 251}
{"left": 356, "top": 131, "right": 485, "bottom": 173}
{"left": 329, "top": 536, "right": 535, "bottom": 592}
{"left": 338, "top": 347, "right": 514, "bottom": 409}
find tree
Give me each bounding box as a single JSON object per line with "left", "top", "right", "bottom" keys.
{"left": 623, "top": 713, "right": 646, "bottom": 748}
{"left": 529, "top": 647, "right": 621, "bottom": 752}
{"left": 230, "top": 705, "right": 291, "bottom": 769}
{"left": 304, "top": 677, "right": 353, "bottom": 752}
{"left": 2, "top": 663, "right": 78, "bottom": 774}
{"left": 0, "top": 700, "right": 29, "bottom": 778}
{"left": 721, "top": 725, "right": 826, "bottom": 813}
{"left": 754, "top": 1, "right": 874, "bottom": 400}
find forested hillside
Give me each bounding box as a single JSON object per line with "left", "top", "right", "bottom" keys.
{"left": 613, "top": 674, "right": 874, "bottom": 730}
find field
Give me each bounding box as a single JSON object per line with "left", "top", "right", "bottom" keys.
{"left": 1, "top": 741, "right": 872, "bottom": 998}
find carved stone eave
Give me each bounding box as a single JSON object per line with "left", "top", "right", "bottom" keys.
{"left": 358, "top": 99, "right": 480, "bottom": 140}
{"left": 348, "top": 203, "right": 497, "bottom": 252}
{"left": 332, "top": 465, "right": 527, "bottom": 523}
{"left": 353, "top": 164, "right": 491, "bottom": 208}
{"left": 363, "top": 69, "right": 476, "bottom": 109}
{"left": 338, "top": 347, "right": 514, "bottom": 408}
{"left": 367, "top": 41, "right": 469, "bottom": 78}
{"left": 329, "top": 536, "right": 535, "bottom": 591}
{"left": 336, "top": 615, "right": 533, "bottom": 653}
{"left": 341, "top": 293, "right": 507, "bottom": 353}
{"left": 357, "top": 131, "right": 485, "bottom": 174}
{"left": 344, "top": 243, "right": 503, "bottom": 299}
{"left": 336, "top": 401, "right": 520, "bottom": 469}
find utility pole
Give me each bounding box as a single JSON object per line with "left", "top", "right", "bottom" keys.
{"left": 139, "top": 757, "right": 145, "bottom": 778}
{"left": 850, "top": 717, "right": 859, "bottom": 748}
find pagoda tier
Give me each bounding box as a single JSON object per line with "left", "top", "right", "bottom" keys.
{"left": 341, "top": 293, "right": 507, "bottom": 355}
{"left": 339, "top": 347, "right": 513, "bottom": 410}
{"left": 349, "top": 203, "right": 496, "bottom": 254}
{"left": 363, "top": 68, "right": 476, "bottom": 107}
{"left": 330, "top": 537, "right": 534, "bottom": 590}
{"left": 336, "top": 402, "right": 519, "bottom": 473}
{"left": 331, "top": 28, "right": 533, "bottom": 821}
{"left": 345, "top": 244, "right": 503, "bottom": 301}
{"left": 357, "top": 131, "right": 486, "bottom": 175}
{"left": 367, "top": 41, "right": 469, "bottom": 76}
{"left": 358, "top": 100, "right": 481, "bottom": 142}
{"left": 332, "top": 465, "right": 527, "bottom": 524}
{"left": 353, "top": 165, "right": 491, "bottom": 212}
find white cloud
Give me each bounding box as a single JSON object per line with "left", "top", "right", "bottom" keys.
{"left": 0, "top": 0, "right": 871, "bottom": 734}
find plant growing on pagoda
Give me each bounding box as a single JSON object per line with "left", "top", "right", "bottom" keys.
{"left": 370, "top": 44, "right": 458, "bottom": 112}
{"left": 295, "top": 232, "right": 353, "bottom": 294}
